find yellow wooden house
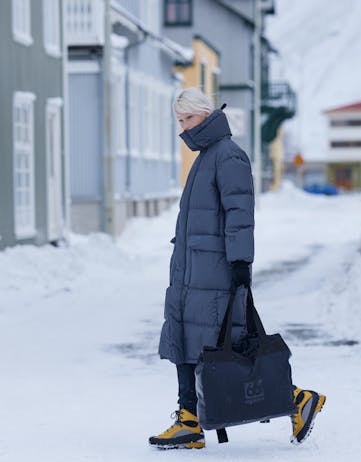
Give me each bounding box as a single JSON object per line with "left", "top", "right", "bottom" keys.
{"left": 173, "top": 35, "right": 220, "bottom": 188}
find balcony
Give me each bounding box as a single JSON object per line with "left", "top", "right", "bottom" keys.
{"left": 65, "top": 0, "right": 105, "bottom": 46}
{"left": 261, "top": 82, "right": 297, "bottom": 143}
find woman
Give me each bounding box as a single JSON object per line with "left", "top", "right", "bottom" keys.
{"left": 149, "top": 88, "right": 325, "bottom": 450}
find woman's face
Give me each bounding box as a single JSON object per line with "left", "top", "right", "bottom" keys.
{"left": 176, "top": 112, "right": 209, "bottom": 131}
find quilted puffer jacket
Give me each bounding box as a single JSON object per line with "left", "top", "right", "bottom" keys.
{"left": 158, "top": 108, "right": 255, "bottom": 364}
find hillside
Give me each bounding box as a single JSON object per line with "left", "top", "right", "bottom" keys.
{"left": 266, "top": 0, "right": 361, "bottom": 160}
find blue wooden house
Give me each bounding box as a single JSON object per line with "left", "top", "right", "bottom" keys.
{"left": 65, "top": 0, "right": 191, "bottom": 235}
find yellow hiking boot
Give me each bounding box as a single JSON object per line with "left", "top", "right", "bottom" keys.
{"left": 149, "top": 408, "right": 205, "bottom": 449}
{"left": 291, "top": 386, "right": 326, "bottom": 444}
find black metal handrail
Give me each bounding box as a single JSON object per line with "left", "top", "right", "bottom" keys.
{"left": 261, "top": 82, "right": 297, "bottom": 114}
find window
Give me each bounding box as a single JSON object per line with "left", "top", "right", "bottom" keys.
{"left": 249, "top": 43, "right": 254, "bottom": 80}
{"left": 13, "top": 92, "right": 36, "bottom": 239}
{"left": 335, "top": 167, "right": 352, "bottom": 182}
{"left": 200, "top": 63, "right": 206, "bottom": 93}
{"left": 43, "top": 0, "right": 61, "bottom": 57}
{"left": 142, "top": 81, "right": 153, "bottom": 159}
{"left": 335, "top": 166, "right": 352, "bottom": 190}
{"left": 212, "top": 71, "right": 220, "bottom": 108}
{"left": 150, "top": 84, "right": 159, "bottom": 158}
{"left": 12, "top": 0, "right": 32, "bottom": 46}
{"left": 330, "top": 141, "right": 361, "bottom": 148}
{"left": 330, "top": 119, "right": 361, "bottom": 127}
{"left": 141, "top": 78, "right": 160, "bottom": 160}
{"left": 129, "top": 74, "right": 141, "bottom": 158}
{"left": 164, "top": 0, "right": 192, "bottom": 26}
{"left": 113, "top": 66, "right": 127, "bottom": 157}
{"left": 160, "top": 91, "right": 172, "bottom": 161}
{"left": 128, "top": 72, "right": 173, "bottom": 161}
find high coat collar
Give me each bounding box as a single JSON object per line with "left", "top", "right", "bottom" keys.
{"left": 179, "top": 109, "right": 232, "bottom": 151}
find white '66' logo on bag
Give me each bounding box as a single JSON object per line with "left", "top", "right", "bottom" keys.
{"left": 244, "top": 379, "right": 265, "bottom": 404}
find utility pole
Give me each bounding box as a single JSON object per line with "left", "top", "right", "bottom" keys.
{"left": 103, "top": 0, "right": 116, "bottom": 239}
{"left": 253, "top": 0, "right": 262, "bottom": 207}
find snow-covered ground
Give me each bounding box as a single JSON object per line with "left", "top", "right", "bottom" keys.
{"left": 1, "top": 184, "right": 361, "bottom": 462}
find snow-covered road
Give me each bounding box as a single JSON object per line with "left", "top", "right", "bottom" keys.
{"left": 0, "top": 183, "right": 360, "bottom": 462}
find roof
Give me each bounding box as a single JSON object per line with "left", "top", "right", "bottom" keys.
{"left": 110, "top": 0, "right": 193, "bottom": 63}
{"left": 193, "top": 34, "right": 221, "bottom": 56}
{"left": 324, "top": 101, "right": 361, "bottom": 114}
{"left": 216, "top": 0, "right": 276, "bottom": 27}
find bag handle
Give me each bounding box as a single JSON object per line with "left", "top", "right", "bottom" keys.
{"left": 246, "top": 288, "right": 266, "bottom": 338}
{"left": 218, "top": 286, "right": 266, "bottom": 352}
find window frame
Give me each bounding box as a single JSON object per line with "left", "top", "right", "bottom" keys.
{"left": 129, "top": 72, "right": 142, "bottom": 158}
{"left": 164, "top": 0, "right": 193, "bottom": 27}
{"left": 148, "top": 81, "right": 159, "bottom": 160}
{"left": 200, "top": 62, "right": 206, "bottom": 93}
{"left": 13, "top": 92, "right": 36, "bottom": 240}
{"left": 45, "top": 98, "right": 63, "bottom": 240}
{"left": 212, "top": 69, "right": 220, "bottom": 108}
{"left": 43, "top": 0, "right": 61, "bottom": 57}
{"left": 12, "top": 0, "right": 33, "bottom": 46}
{"left": 113, "top": 64, "right": 127, "bottom": 157}
{"left": 330, "top": 140, "right": 361, "bottom": 148}
{"left": 160, "top": 88, "right": 173, "bottom": 162}
{"left": 330, "top": 119, "right": 361, "bottom": 127}
{"left": 143, "top": 80, "right": 153, "bottom": 160}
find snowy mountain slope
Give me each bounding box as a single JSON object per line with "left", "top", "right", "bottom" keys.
{"left": 266, "top": 0, "right": 361, "bottom": 160}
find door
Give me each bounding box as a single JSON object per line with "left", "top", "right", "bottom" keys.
{"left": 335, "top": 165, "right": 352, "bottom": 190}
{"left": 46, "top": 99, "right": 63, "bottom": 241}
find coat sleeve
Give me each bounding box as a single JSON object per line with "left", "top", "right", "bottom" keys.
{"left": 216, "top": 149, "right": 255, "bottom": 263}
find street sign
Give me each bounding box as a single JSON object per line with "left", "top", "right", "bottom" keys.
{"left": 293, "top": 153, "right": 304, "bottom": 167}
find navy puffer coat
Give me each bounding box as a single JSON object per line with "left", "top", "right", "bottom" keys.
{"left": 159, "top": 109, "right": 255, "bottom": 365}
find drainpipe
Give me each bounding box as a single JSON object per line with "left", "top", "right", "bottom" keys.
{"left": 61, "top": 0, "right": 71, "bottom": 240}
{"left": 103, "top": 0, "right": 116, "bottom": 239}
{"left": 253, "top": 0, "right": 262, "bottom": 207}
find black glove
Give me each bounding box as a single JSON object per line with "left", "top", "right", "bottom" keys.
{"left": 231, "top": 260, "right": 251, "bottom": 287}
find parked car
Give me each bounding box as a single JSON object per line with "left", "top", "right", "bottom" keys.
{"left": 303, "top": 184, "right": 339, "bottom": 196}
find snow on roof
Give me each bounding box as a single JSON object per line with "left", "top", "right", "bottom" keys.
{"left": 160, "top": 37, "right": 194, "bottom": 62}
{"left": 110, "top": 0, "right": 192, "bottom": 63}
{"left": 324, "top": 101, "right": 361, "bottom": 114}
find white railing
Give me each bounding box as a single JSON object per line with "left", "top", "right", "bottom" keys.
{"left": 65, "top": 0, "right": 105, "bottom": 46}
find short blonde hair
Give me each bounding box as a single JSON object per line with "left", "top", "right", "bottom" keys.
{"left": 173, "top": 87, "right": 214, "bottom": 115}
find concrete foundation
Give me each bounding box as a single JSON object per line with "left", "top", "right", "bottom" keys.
{"left": 71, "top": 196, "right": 179, "bottom": 235}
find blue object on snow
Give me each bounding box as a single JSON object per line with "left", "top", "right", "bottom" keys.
{"left": 303, "top": 184, "right": 339, "bottom": 196}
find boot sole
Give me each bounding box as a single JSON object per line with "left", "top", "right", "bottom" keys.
{"left": 291, "top": 395, "right": 326, "bottom": 445}
{"left": 150, "top": 439, "right": 205, "bottom": 450}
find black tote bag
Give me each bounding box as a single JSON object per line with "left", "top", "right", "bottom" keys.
{"left": 195, "top": 287, "right": 296, "bottom": 432}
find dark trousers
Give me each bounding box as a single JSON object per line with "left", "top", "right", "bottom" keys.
{"left": 176, "top": 363, "right": 197, "bottom": 415}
